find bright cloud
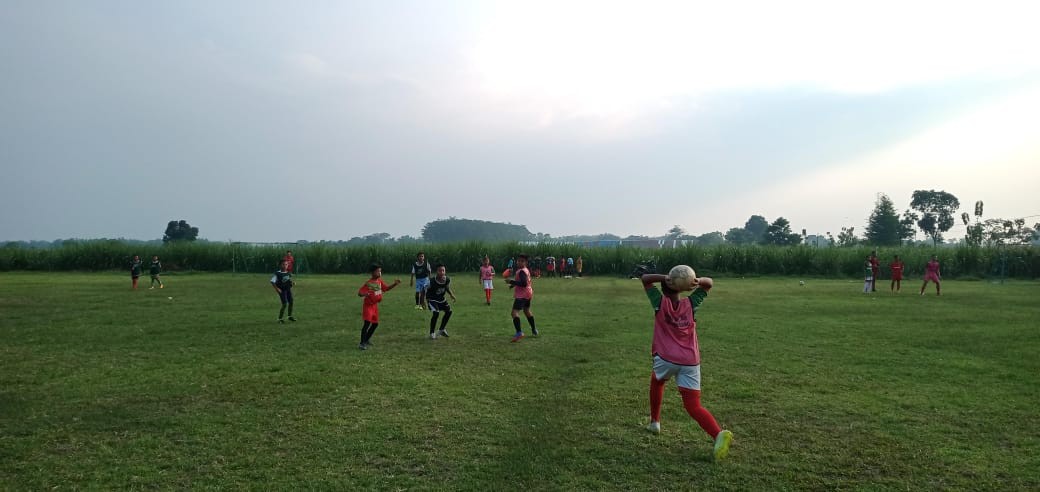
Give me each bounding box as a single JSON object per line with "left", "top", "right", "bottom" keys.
{"left": 469, "top": 0, "right": 1040, "bottom": 126}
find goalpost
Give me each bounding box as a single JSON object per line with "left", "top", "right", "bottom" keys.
{"left": 230, "top": 241, "right": 307, "bottom": 276}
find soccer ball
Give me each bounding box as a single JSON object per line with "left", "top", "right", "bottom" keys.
{"left": 799, "top": 281, "right": 805, "bottom": 286}
{"left": 665, "top": 265, "right": 697, "bottom": 291}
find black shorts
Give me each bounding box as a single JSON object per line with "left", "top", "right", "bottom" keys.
{"left": 428, "top": 299, "right": 451, "bottom": 313}
{"left": 511, "top": 298, "right": 532, "bottom": 310}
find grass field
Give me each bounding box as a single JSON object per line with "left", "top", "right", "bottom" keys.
{"left": 1, "top": 272, "right": 1038, "bottom": 490}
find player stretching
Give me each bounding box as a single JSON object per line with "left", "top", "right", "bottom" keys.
{"left": 426, "top": 264, "right": 457, "bottom": 339}
{"left": 410, "top": 252, "right": 432, "bottom": 310}
{"left": 358, "top": 263, "right": 401, "bottom": 350}
{"left": 641, "top": 271, "right": 733, "bottom": 461}
{"left": 271, "top": 260, "right": 297, "bottom": 323}
{"left": 920, "top": 255, "right": 941, "bottom": 296}
{"left": 507, "top": 254, "right": 538, "bottom": 342}
{"left": 479, "top": 256, "right": 495, "bottom": 305}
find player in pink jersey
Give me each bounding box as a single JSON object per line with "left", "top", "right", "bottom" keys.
{"left": 479, "top": 256, "right": 495, "bottom": 305}
{"left": 920, "top": 254, "right": 941, "bottom": 295}
{"left": 506, "top": 254, "right": 538, "bottom": 342}
{"left": 641, "top": 270, "right": 733, "bottom": 461}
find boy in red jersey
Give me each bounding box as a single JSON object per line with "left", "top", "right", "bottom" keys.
{"left": 889, "top": 255, "right": 905, "bottom": 292}
{"left": 920, "top": 255, "right": 941, "bottom": 296}
{"left": 357, "top": 263, "right": 401, "bottom": 350}
{"left": 641, "top": 270, "right": 733, "bottom": 461}
{"left": 283, "top": 250, "right": 295, "bottom": 273}
{"left": 507, "top": 254, "right": 538, "bottom": 341}
{"left": 130, "top": 255, "right": 142, "bottom": 290}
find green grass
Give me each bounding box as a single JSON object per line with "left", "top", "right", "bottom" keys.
{"left": 1, "top": 273, "right": 1038, "bottom": 490}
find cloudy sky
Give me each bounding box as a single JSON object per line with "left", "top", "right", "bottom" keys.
{"left": 3, "top": 1, "right": 1039, "bottom": 242}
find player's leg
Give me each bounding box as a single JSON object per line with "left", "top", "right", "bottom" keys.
{"left": 510, "top": 302, "right": 524, "bottom": 341}
{"left": 286, "top": 290, "right": 296, "bottom": 321}
{"left": 523, "top": 304, "right": 537, "bottom": 336}
{"left": 438, "top": 306, "right": 452, "bottom": 337}
{"left": 429, "top": 310, "right": 440, "bottom": 338}
{"left": 132, "top": 276, "right": 138, "bottom": 290}
{"left": 360, "top": 321, "right": 371, "bottom": 349}
{"left": 364, "top": 322, "right": 379, "bottom": 344}
{"left": 935, "top": 280, "right": 941, "bottom": 295}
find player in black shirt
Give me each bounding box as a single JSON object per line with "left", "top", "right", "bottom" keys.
{"left": 130, "top": 255, "right": 142, "bottom": 290}
{"left": 148, "top": 256, "right": 164, "bottom": 289}
{"left": 426, "top": 264, "right": 457, "bottom": 339}
{"left": 270, "top": 260, "right": 297, "bottom": 323}
{"left": 410, "top": 252, "right": 433, "bottom": 310}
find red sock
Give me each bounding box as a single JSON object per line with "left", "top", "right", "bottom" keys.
{"left": 649, "top": 373, "right": 666, "bottom": 422}
{"left": 132, "top": 278, "right": 138, "bottom": 289}
{"left": 679, "top": 387, "right": 721, "bottom": 438}
{"left": 485, "top": 289, "right": 491, "bottom": 302}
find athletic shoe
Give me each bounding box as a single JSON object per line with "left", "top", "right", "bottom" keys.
{"left": 438, "top": 330, "right": 449, "bottom": 338}
{"left": 288, "top": 316, "right": 297, "bottom": 322}
{"left": 430, "top": 332, "right": 437, "bottom": 339}
{"left": 531, "top": 327, "right": 539, "bottom": 337}
{"left": 414, "top": 305, "right": 422, "bottom": 310}
{"left": 358, "top": 343, "right": 367, "bottom": 350}
{"left": 278, "top": 319, "right": 285, "bottom": 324}
{"left": 511, "top": 332, "right": 525, "bottom": 342}
{"left": 160, "top": 285, "right": 164, "bottom": 289}
{"left": 647, "top": 421, "right": 660, "bottom": 434}
{"left": 149, "top": 287, "right": 154, "bottom": 290}
{"left": 713, "top": 430, "right": 733, "bottom": 461}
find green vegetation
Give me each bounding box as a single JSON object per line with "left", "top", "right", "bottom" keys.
{"left": 2, "top": 273, "right": 1037, "bottom": 489}
{"left": 1, "top": 241, "right": 1038, "bottom": 279}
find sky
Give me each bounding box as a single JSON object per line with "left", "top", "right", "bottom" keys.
{"left": 3, "top": 0, "right": 1040, "bottom": 242}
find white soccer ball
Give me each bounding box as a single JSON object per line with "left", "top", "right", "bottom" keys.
{"left": 665, "top": 265, "right": 697, "bottom": 291}
{"left": 799, "top": 281, "right": 805, "bottom": 286}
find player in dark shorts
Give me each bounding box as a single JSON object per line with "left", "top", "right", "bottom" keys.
{"left": 271, "top": 260, "right": 296, "bottom": 323}
{"left": 426, "top": 264, "right": 457, "bottom": 339}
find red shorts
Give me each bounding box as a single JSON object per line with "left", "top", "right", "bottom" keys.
{"left": 891, "top": 272, "right": 903, "bottom": 281}
{"left": 362, "top": 304, "right": 380, "bottom": 323}
{"left": 924, "top": 272, "right": 940, "bottom": 283}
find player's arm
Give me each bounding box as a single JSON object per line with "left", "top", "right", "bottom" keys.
{"left": 688, "top": 277, "right": 713, "bottom": 308}
{"left": 447, "top": 285, "right": 457, "bottom": 302}
{"left": 271, "top": 275, "right": 282, "bottom": 294}
{"left": 508, "top": 269, "right": 529, "bottom": 287}
{"left": 385, "top": 279, "right": 402, "bottom": 291}
{"left": 641, "top": 273, "right": 667, "bottom": 289}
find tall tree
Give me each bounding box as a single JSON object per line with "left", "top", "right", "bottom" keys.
{"left": 910, "top": 190, "right": 960, "bottom": 245}
{"left": 696, "top": 231, "right": 726, "bottom": 245}
{"left": 162, "top": 220, "right": 199, "bottom": 243}
{"left": 724, "top": 227, "right": 756, "bottom": 244}
{"left": 744, "top": 215, "right": 769, "bottom": 241}
{"left": 899, "top": 209, "right": 919, "bottom": 243}
{"left": 837, "top": 226, "right": 859, "bottom": 247}
{"left": 761, "top": 217, "right": 802, "bottom": 245}
{"left": 982, "top": 218, "right": 1038, "bottom": 246}
{"left": 864, "top": 194, "right": 902, "bottom": 246}
{"left": 665, "top": 225, "right": 685, "bottom": 240}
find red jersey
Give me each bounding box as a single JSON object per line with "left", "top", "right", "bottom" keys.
{"left": 284, "top": 255, "right": 295, "bottom": 272}
{"left": 889, "top": 261, "right": 904, "bottom": 280}
{"left": 359, "top": 278, "right": 389, "bottom": 322}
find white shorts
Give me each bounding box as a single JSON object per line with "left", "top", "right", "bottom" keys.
{"left": 482, "top": 279, "right": 494, "bottom": 290}
{"left": 652, "top": 355, "right": 701, "bottom": 390}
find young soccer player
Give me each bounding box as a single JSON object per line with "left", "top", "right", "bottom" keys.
{"left": 130, "top": 255, "right": 142, "bottom": 290}
{"left": 148, "top": 255, "right": 164, "bottom": 289}
{"left": 358, "top": 263, "right": 402, "bottom": 349}
{"left": 507, "top": 254, "right": 538, "bottom": 342}
{"left": 545, "top": 255, "right": 556, "bottom": 278}
{"left": 863, "top": 258, "right": 874, "bottom": 293}
{"left": 283, "top": 250, "right": 295, "bottom": 273}
{"left": 426, "top": 264, "right": 457, "bottom": 339}
{"left": 889, "top": 255, "right": 905, "bottom": 292}
{"left": 271, "top": 260, "right": 297, "bottom": 323}
{"left": 641, "top": 270, "right": 733, "bottom": 461}
{"left": 479, "top": 256, "right": 495, "bottom": 305}
{"left": 410, "top": 252, "right": 432, "bottom": 310}
{"left": 869, "top": 251, "right": 880, "bottom": 292}
{"left": 920, "top": 255, "right": 941, "bottom": 296}
{"left": 576, "top": 256, "right": 584, "bottom": 277}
